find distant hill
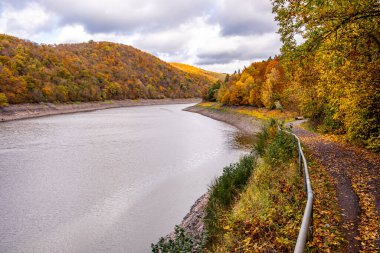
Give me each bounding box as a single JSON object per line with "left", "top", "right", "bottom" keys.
{"left": 0, "top": 34, "right": 213, "bottom": 104}
{"left": 170, "top": 62, "right": 226, "bottom": 83}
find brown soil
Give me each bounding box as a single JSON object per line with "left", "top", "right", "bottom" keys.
{"left": 184, "top": 105, "right": 262, "bottom": 135}
{"left": 291, "top": 121, "right": 380, "bottom": 252}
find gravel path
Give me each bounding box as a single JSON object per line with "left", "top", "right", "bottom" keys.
{"left": 291, "top": 121, "right": 380, "bottom": 252}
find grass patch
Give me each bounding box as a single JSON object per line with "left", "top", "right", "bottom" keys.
{"left": 205, "top": 119, "right": 304, "bottom": 252}
{"left": 197, "top": 102, "right": 298, "bottom": 123}
{"left": 103, "top": 100, "right": 114, "bottom": 104}
{"left": 206, "top": 154, "right": 257, "bottom": 239}
{"left": 300, "top": 120, "right": 316, "bottom": 132}
{"left": 211, "top": 160, "right": 304, "bottom": 252}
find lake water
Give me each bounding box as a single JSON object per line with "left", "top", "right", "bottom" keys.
{"left": 0, "top": 103, "right": 252, "bottom": 253}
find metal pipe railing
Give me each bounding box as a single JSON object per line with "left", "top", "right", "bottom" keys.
{"left": 278, "top": 124, "right": 313, "bottom": 253}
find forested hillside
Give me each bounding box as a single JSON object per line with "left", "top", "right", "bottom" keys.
{"left": 170, "top": 62, "right": 226, "bottom": 83}
{"left": 216, "top": 58, "right": 291, "bottom": 110}
{"left": 0, "top": 34, "right": 212, "bottom": 104}
{"left": 211, "top": 0, "right": 379, "bottom": 151}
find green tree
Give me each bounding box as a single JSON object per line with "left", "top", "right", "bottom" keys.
{"left": 205, "top": 80, "right": 221, "bottom": 101}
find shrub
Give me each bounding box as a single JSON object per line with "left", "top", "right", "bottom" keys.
{"left": 151, "top": 226, "right": 206, "bottom": 253}
{"left": 265, "top": 130, "right": 297, "bottom": 167}
{"left": 0, "top": 93, "right": 9, "bottom": 107}
{"left": 206, "top": 119, "right": 304, "bottom": 252}
{"left": 255, "top": 119, "right": 297, "bottom": 166}
{"left": 255, "top": 118, "right": 276, "bottom": 156}
{"left": 204, "top": 81, "right": 221, "bottom": 101}
{"left": 205, "top": 154, "right": 256, "bottom": 240}
{"left": 210, "top": 155, "right": 256, "bottom": 207}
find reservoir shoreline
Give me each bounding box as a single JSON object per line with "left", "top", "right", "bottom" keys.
{"left": 0, "top": 103, "right": 246, "bottom": 252}
{"left": 1, "top": 101, "right": 262, "bottom": 251}
{"left": 0, "top": 98, "right": 201, "bottom": 122}
{"left": 184, "top": 104, "right": 263, "bottom": 135}
{"left": 162, "top": 104, "right": 263, "bottom": 242}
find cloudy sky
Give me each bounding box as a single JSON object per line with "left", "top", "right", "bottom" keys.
{"left": 0, "top": 0, "right": 281, "bottom": 73}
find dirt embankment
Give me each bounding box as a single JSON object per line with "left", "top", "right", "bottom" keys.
{"left": 184, "top": 105, "right": 262, "bottom": 135}
{"left": 0, "top": 98, "right": 201, "bottom": 122}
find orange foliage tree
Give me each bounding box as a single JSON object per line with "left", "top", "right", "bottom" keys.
{"left": 0, "top": 34, "right": 212, "bottom": 104}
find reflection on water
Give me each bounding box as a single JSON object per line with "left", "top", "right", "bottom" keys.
{"left": 0, "top": 104, "right": 253, "bottom": 253}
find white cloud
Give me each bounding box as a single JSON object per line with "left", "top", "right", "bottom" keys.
{"left": 41, "top": 0, "right": 214, "bottom": 33}
{"left": 210, "top": 0, "right": 277, "bottom": 35}
{"left": 55, "top": 24, "right": 92, "bottom": 43}
{"left": 0, "top": 0, "right": 281, "bottom": 73}
{"left": 200, "top": 60, "right": 255, "bottom": 74}
{"left": 0, "top": 2, "right": 56, "bottom": 40}
{"left": 137, "top": 18, "right": 280, "bottom": 73}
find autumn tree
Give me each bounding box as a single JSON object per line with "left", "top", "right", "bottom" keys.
{"left": 261, "top": 68, "right": 280, "bottom": 109}
{"left": 0, "top": 92, "right": 8, "bottom": 107}
{"left": 272, "top": 0, "right": 380, "bottom": 150}
{"left": 216, "top": 58, "right": 288, "bottom": 108}
{"left": 0, "top": 34, "right": 213, "bottom": 104}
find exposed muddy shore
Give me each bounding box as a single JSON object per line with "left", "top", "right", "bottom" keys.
{"left": 0, "top": 98, "right": 201, "bottom": 122}
{"left": 184, "top": 104, "right": 263, "bottom": 135}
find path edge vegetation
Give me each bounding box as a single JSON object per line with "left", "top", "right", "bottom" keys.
{"left": 152, "top": 105, "right": 346, "bottom": 252}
